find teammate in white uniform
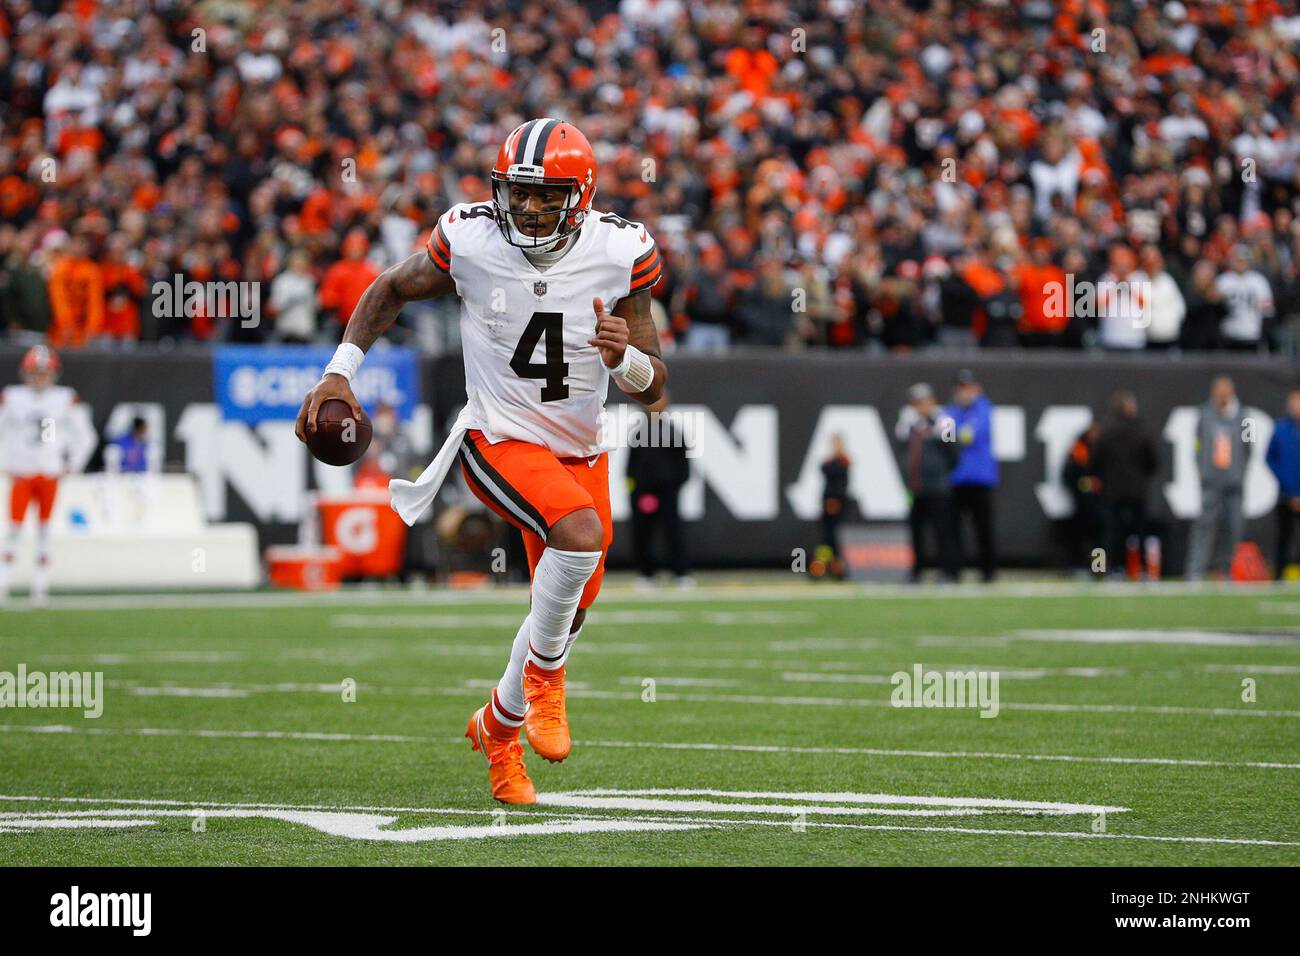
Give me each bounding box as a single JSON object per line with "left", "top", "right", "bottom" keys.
{"left": 296, "top": 119, "right": 667, "bottom": 804}
{"left": 0, "top": 346, "right": 96, "bottom": 604}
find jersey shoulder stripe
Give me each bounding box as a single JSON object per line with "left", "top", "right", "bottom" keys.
{"left": 630, "top": 243, "right": 662, "bottom": 293}
{"left": 426, "top": 202, "right": 497, "bottom": 273}
{"left": 426, "top": 221, "right": 452, "bottom": 273}
{"left": 588, "top": 210, "right": 663, "bottom": 294}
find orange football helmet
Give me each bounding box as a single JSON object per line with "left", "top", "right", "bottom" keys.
{"left": 20, "top": 345, "right": 60, "bottom": 382}
{"left": 491, "top": 118, "right": 597, "bottom": 250}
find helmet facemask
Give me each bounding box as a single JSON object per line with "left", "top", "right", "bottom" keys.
{"left": 491, "top": 167, "right": 588, "bottom": 252}
{"left": 20, "top": 346, "right": 59, "bottom": 391}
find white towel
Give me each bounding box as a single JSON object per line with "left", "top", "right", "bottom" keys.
{"left": 389, "top": 405, "right": 477, "bottom": 526}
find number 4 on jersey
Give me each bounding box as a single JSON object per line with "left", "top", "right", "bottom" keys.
{"left": 510, "top": 311, "right": 569, "bottom": 402}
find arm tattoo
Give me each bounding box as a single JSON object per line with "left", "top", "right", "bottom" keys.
{"left": 342, "top": 251, "right": 455, "bottom": 352}
{"left": 616, "top": 289, "right": 662, "bottom": 357}
{"left": 612, "top": 289, "right": 668, "bottom": 403}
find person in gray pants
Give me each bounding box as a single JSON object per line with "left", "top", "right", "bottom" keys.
{"left": 1185, "top": 375, "right": 1248, "bottom": 580}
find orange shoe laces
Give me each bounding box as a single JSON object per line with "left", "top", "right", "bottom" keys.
{"left": 526, "top": 670, "right": 567, "bottom": 729}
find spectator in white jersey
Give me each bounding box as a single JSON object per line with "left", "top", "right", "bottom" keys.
{"left": 1140, "top": 246, "right": 1186, "bottom": 351}
{"left": 1215, "top": 246, "right": 1275, "bottom": 352}
{"left": 1097, "top": 246, "right": 1149, "bottom": 351}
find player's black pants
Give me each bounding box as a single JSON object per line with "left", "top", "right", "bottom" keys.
{"left": 1275, "top": 500, "right": 1300, "bottom": 579}
{"left": 821, "top": 508, "right": 842, "bottom": 557}
{"left": 631, "top": 487, "right": 689, "bottom": 578}
{"left": 909, "top": 492, "right": 959, "bottom": 582}
{"left": 1069, "top": 493, "right": 1105, "bottom": 569}
{"left": 1104, "top": 497, "right": 1147, "bottom": 574}
{"left": 951, "top": 484, "right": 996, "bottom": 582}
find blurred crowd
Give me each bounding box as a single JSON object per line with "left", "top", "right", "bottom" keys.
{"left": 2, "top": 0, "right": 1300, "bottom": 354}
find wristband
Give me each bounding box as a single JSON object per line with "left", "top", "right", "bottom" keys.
{"left": 611, "top": 344, "right": 655, "bottom": 393}
{"left": 323, "top": 343, "right": 365, "bottom": 382}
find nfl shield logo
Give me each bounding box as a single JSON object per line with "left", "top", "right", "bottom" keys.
{"left": 533, "top": 280, "right": 547, "bottom": 298}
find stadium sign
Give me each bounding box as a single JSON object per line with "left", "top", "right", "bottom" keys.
{"left": 213, "top": 345, "right": 420, "bottom": 424}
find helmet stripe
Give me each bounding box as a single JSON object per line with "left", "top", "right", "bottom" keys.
{"left": 527, "top": 118, "right": 560, "bottom": 166}
{"left": 511, "top": 120, "right": 537, "bottom": 166}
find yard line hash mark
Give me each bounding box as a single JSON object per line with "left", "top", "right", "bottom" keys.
{"left": 3, "top": 724, "right": 1297, "bottom": 769}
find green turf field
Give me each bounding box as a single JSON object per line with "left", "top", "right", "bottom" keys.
{"left": 2, "top": 582, "right": 1298, "bottom": 865}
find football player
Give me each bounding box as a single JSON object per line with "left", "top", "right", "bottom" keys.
{"left": 296, "top": 119, "right": 667, "bottom": 804}
{"left": 0, "top": 346, "right": 96, "bottom": 605}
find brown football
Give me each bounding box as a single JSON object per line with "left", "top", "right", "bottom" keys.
{"left": 308, "top": 398, "right": 373, "bottom": 466}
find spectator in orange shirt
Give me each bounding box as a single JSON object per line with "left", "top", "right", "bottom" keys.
{"left": 319, "top": 229, "right": 380, "bottom": 329}
{"left": 298, "top": 188, "right": 334, "bottom": 235}
{"left": 47, "top": 235, "right": 104, "bottom": 349}
{"left": 1014, "top": 238, "right": 1069, "bottom": 346}
{"left": 724, "top": 27, "right": 778, "bottom": 98}
{"left": 956, "top": 248, "right": 1009, "bottom": 344}
{"left": 100, "top": 233, "right": 145, "bottom": 342}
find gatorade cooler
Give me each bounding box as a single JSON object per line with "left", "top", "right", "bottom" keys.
{"left": 266, "top": 546, "right": 345, "bottom": 590}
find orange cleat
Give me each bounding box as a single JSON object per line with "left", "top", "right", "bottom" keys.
{"left": 465, "top": 705, "right": 537, "bottom": 805}
{"left": 523, "top": 661, "right": 570, "bottom": 763}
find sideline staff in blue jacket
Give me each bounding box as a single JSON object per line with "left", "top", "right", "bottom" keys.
{"left": 1266, "top": 388, "right": 1300, "bottom": 579}
{"left": 944, "top": 369, "right": 999, "bottom": 581}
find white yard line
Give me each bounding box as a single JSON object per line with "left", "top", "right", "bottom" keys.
{"left": 616, "top": 676, "right": 740, "bottom": 687}
{"left": 129, "top": 687, "right": 252, "bottom": 698}
{"left": 0, "top": 724, "right": 432, "bottom": 743}
{"left": 0, "top": 794, "right": 570, "bottom": 816}
{"left": 330, "top": 611, "right": 690, "bottom": 629}
{"left": 559, "top": 688, "right": 1300, "bottom": 717}
{"left": 605, "top": 814, "right": 1300, "bottom": 847}
{"left": 329, "top": 610, "right": 812, "bottom": 629}
{"left": 781, "top": 669, "right": 1122, "bottom": 684}
{"left": 0, "top": 806, "right": 699, "bottom": 841}
{"left": 39, "top": 677, "right": 1300, "bottom": 718}
{"left": 781, "top": 672, "right": 894, "bottom": 684}
{"left": 25, "top": 579, "right": 1300, "bottom": 612}
{"left": 0, "top": 794, "right": 1290, "bottom": 848}
{"left": 2, "top": 722, "right": 1297, "bottom": 770}
{"left": 541, "top": 789, "right": 1128, "bottom": 814}
{"left": 32, "top": 651, "right": 249, "bottom": 665}
{"left": 1015, "top": 629, "right": 1300, "bottom": 647}
{"left": 1258, "top": 602, "right": 1300, "bottom": 614}
{"left": 531, "top": 798, "right": 1066, "bottom": 818}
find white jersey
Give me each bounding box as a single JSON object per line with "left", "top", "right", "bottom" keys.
{"left": 426, "top": 202, "right": 663, "bottom": 458}
{"left": 1215, "top": 269, "right": 1274, "bottom": 343}
{"left": 0, "top": 384, "right": 96, "bottom": 477}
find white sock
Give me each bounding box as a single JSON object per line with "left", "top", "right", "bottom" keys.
{"left": 553, "top": 624, "right": 583, "bottom": 669}
{"left": 525, "top": 548, "right": 600, "bottom": 670}
{"left": 0, "top": 527, "right": 16, "bottom": 600}
{"left": 32, "top": 524, "right": 49, "bottom": 601}
{"left": 492, "top": 615, "right": 532, "bottom": 725}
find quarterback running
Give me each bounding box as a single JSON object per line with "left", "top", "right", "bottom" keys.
{"left": 295, "top": 119, "right": 666, "bottom": 804}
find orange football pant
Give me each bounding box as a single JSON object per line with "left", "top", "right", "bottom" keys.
{"left": 457, "top": 429, "right": 612, "bottom": 609}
